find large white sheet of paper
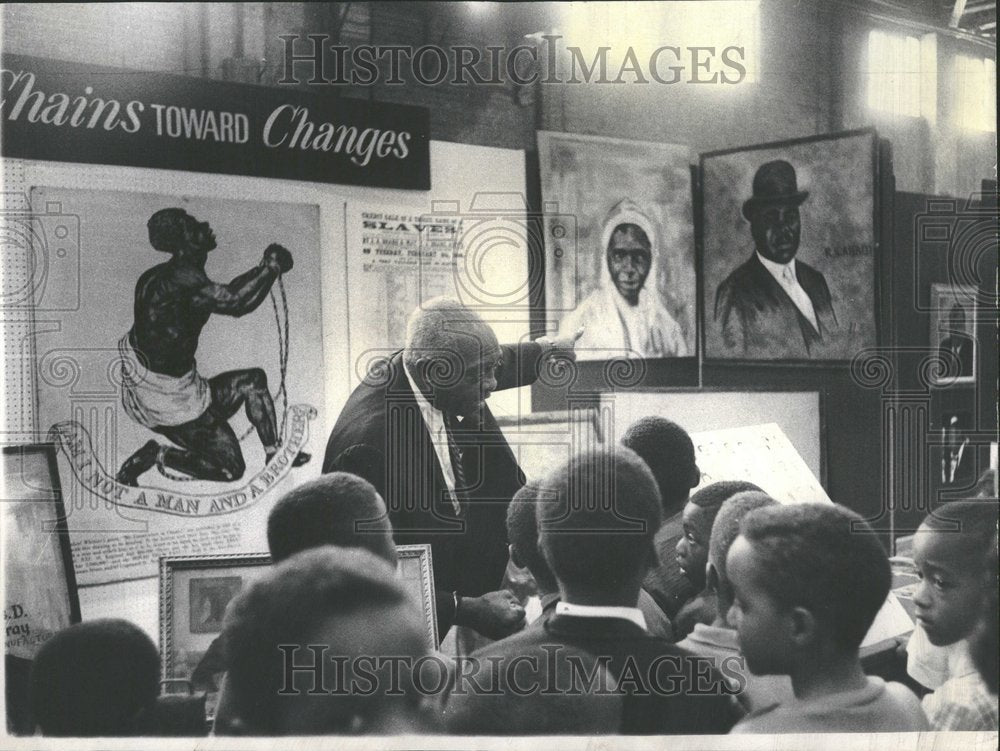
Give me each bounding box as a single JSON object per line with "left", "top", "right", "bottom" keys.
{"left": 861, "top": 591, "right": 914, "bottom": 649}
{"left": 689, "top": 423, "right": 831, "bottom": 504}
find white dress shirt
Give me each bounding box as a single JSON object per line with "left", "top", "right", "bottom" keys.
{"left": 403, "top": 362, "right": 461, "bottom": 515}
{"left": 555, "top": 601, "right": 648, "bottom": 632}
{"left": 756, "top": 251, "right": 819, "bottom": 331}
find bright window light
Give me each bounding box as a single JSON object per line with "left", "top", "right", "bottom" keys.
{"left": 954, "top": 55, "right": 997, "bottom": 133}
{"left": 559, "top": 1, "right": 760, "bottom": 85}
{"left": 867, "top": 30, "right": 936, "bottom": 122}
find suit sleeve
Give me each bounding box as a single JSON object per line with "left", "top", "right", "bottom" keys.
{"left": 326, "top": 443, "right": 387, "bottom": 499}
{"left": 496, "top": 341, "right": 543, "bottom": 391}
{"left": 714, "top": 282, "right": 745, "bottom": 353}
{"left": 332, "top": 442, "right": 459, "bottom": 636}
{"left": 815, "top": 274, "right": 838, "bottom": 328}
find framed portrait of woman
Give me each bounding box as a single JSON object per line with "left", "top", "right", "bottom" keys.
{"left": 538, "top": 131, "right": 696, "bottom": 364}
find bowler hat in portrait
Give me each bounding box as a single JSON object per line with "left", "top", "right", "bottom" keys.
{"left": 741, "top": 160, "right": 810, "bottom": 220}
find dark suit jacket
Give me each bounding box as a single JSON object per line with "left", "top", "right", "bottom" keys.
{"left": 444, "top": 613, "right": 743, "bottom": 735}
{"left": 323, "top": 343, "right": 542, "bottom": 635}
{"left": 715, "top": 253, "right": 838, "bottom": 358}
{"left": 938, "top": 332, "right": 975, "bottom": 379}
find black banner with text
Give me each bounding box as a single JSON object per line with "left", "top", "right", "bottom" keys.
{"left": 1, "top": 53, "right": 431, "bottom": 190}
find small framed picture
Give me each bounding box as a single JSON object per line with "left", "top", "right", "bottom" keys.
{"left": 2, "top": 444, "right": 81, "bottom": 661}
{"left": 933, "top": 409, "right": 977, "bottom": 489}
{"left": 159, "top": 553, "right": 271, "bottom": 717}
{"left": 395, "top": 544, "right": 439, "bottom": 650}
{"left": 159, "top": 544, "right": 440, "bottom": 717}
{"left": 930, "top": 284, "right": 977, "bottom": 384}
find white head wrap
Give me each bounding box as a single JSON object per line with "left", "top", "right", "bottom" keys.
{"left": 600, "top": 199, "right": 657, "bottom": 257}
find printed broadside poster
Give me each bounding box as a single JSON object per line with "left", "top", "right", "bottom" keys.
{"left": 32, "top": 187, "right": 325, "bottom": 585}
{"left": 343, "top": 200, "right": 532, "bottom": 404}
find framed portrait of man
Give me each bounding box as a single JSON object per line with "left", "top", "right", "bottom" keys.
{"left": 929, "top": 284, "right": 977, "bottom": 384}
{"left": 931, "top": 409, "right": 978, "bottom": 491}
{"left": 537, "top": 131, "right": 696, "bottom": 362}
{"left": 701, "top": 129, "right": 879, "bottom": 361}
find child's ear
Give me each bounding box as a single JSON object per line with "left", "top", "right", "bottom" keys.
{"left": 705, "top": 561, "right": 720, "bottom": 594}
{"left": 788, "top": 605, "right": 818, "bottom": 648}
{"left": 509, "top": 543, "right": 523, "bottom": 569}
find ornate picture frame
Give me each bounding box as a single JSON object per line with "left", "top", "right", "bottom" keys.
{"left": 158, "top": 544, "right": 439, "bottom": 718}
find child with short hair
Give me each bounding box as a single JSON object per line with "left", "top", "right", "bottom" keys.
{"left": 911, "top": 501, "right": 999, "bottom": 730}
{"left": 727, "top": 503, "right": 928, "bottom": 733}
{"left": 621, "top": 416, "right": 701, "bottom": 620}
{"left": 676, "top": 490, "right": 794, "bottom": 712}
{"left": 673, "top": 480, "right": 762, "bottom": 639}
{"left": 30, "top": 619, "right": 160, "bottom": 736}
{"left": 506, "top": 480, "right": 673, "bottom": 638}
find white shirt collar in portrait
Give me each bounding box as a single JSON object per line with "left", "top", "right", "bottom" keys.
{"left": 756, "top": 250, "right": 819, "bottom": 331}
{"left": 555, "top": 601, "right": 648, "bottom": 632}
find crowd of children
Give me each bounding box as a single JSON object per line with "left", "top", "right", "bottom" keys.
{"left": 15, "top": 418, "right": 999, "bottom": 736}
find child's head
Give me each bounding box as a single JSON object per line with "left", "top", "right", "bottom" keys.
{"left": 30, "top": 619, "right": 159, "bottom": 736}
{"left": 970, "top": 528, "right": 999, "bottom": 694}
{"left": 267, "top": 472, "right": 396, "bottom": 565}
{"left": 507, "top": 480, "right": 558, "bottom": 594}
{"left": 706, "top": 490, "right": 777, "bottom": 618}
{"left": 676, "top": 480, "right": 763, "bottom": 590}
{"left": 223, "top": 546, "right": 437, "bottom": 735}
{"left": 620, "top": 416, "right": 700, "bottom": 517}
{"left": 726, "top": 503, "right": 890, "bottom": 675}
{"left": 912, "top": 500, "right": 998, "bottom": 648}
{"left": 539, "top": 447, "right": 661, "bottom": 601}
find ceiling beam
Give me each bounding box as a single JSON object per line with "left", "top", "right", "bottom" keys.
{"left": 950, "top": 0, "right": 969, "bottom": 28}
{"left": 963, "top": 3, "right": 996, "bottom": 15}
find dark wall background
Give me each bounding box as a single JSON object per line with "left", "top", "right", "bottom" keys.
{"left": 888, "top": 190, "right": 999, "bottom": 536}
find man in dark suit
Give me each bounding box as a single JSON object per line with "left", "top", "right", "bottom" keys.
{"left": 937, "top": 304, "right": 975, "bottom": 379}
{"left": 323, "top": 297, "right": 581, "bottom": 640}
{"left": 443, "top": 447, "right": 743, "bottom": 735}
{"left": 715, "top": 160, "right": 838, "bottom": 358}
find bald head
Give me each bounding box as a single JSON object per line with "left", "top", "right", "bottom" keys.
{"left": 403, "top": 297, "right": 502, "bottom": 416}
{"left": 147, "top": 208, "right": 215, "bottom": 255}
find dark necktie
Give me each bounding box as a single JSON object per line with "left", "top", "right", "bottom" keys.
{"left": 444, "top": 413, "right": 466, "bottom": 515}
